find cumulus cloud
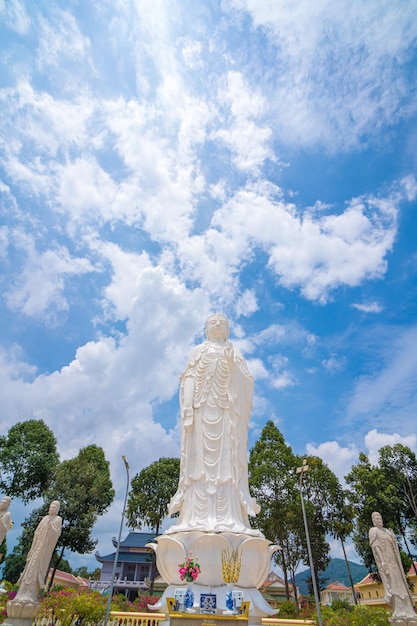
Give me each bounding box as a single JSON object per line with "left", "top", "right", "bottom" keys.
{"left": 207, "top": 181, "right": 399, "bottom": 303}
{"left": 364, "top": 428, "right": 417, "bottom": 465}
{"left": 306, "top": 440, "right": 359, "bottom": 482}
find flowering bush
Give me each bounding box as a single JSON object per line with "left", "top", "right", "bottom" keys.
{"left": 178, "top": 552, "right": 201, "bottom": 582}
{"left": 0, "top": 582, "right": 17, "bottom": 622}
{"left": 37, "top": 586, "right": 107, "bottom": 626}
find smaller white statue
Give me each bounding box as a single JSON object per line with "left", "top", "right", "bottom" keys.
{"left": 0, "top": 496, "right": 12, "bottom": 546}
{"left": 369, "top": 512, "right": 417, "bottom": 623}
{"left": 7, "top": 501, "right": 62, "bottom": 620}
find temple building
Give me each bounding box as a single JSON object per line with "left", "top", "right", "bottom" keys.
{"left": 93, "top": 531, "right": 158, "bottom": 600}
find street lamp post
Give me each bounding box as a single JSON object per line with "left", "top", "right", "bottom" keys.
{"left": 296, "top": 459, "right": 323, "bottom": 626}
{"left": 104, "top": 455, "right": 130, "bottom": 626}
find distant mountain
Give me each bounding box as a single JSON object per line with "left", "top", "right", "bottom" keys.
{"left": 294, "top": 558, "right": 368, "bottom": 596}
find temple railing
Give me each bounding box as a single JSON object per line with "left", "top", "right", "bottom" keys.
{"left": 32, "top": 611, "right": 314, "bottom": 626}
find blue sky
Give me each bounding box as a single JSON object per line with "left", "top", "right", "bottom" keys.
{"left": 1, "top": 0, "right": 417, "bottom": 572}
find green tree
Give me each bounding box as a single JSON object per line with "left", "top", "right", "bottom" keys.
{"left": 346, "top": 447, "right": 417, "bottom": 577}
{"left": 126, "top": 457, "right": 180, "bottom": 595}
{"left": 73, "top": 566, "right": 102, "bottom": 580}
{"left": 44, "top": 445, "right": 114, "bottom": 588}
{"left": 0, "top": 420, "right": 59, "bottom": 502}
{"left": 248, "top": 421, "right": 301, "bottom": 600}
{"left": 293, "top": 454, "right": 345, "bottom": 591}
{"left": 3, "top": 445, "right": 114, "bottom": 587}
{"left": 126, "top": 457, "right": 180, "bottom": 535}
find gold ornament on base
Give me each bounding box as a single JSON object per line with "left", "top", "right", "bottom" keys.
{"left": 221, "top": 548, "right": 241, "bottom": 584}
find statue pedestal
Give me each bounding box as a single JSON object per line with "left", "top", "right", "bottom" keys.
{"left": 147, "top": 530, "right": 279, "bottom": 619}
{"left": 390, "top": 619, "right": 417, "bottom": 626}
{"left": 3, "top": 619, "right": 33, "bottom": 626}
{"left": 167, "top": 597, "right": 251, "bottom": 626}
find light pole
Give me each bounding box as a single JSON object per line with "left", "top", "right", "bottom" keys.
{"left": 104, "top": 455, "right": 130, "bottom": 626}
{"left": 296, "top": 459, "right": 323, "bottom": 626}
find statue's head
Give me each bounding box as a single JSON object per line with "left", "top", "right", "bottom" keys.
{"left": 49, "top": 501, "right": 60, "bottom": 515}
{"left": 371, "top": 511, "right": 383, "bottom": 527}
{"left": 205, "top": 314, "right": 229, "bottom": 341}
{"left": 0, "top": 496, "right": 11, "bottom": 511}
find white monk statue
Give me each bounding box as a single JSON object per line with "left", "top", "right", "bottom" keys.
{"left": 167, "top": 313, "right": 261, "bottom": 535}
{"left": 7, "top": 501, "right": 62, "bottom": 620}
{"left": 151, "top": 315, "right": 278, "bottom": 617}
{"left": 0, "top": 496, "right": 12, "bottom": 545}
{"left": 369, "top": 512, "right": 417, "bottom": 623}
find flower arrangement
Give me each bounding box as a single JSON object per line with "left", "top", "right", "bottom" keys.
{"left": 221, "top": 548, "right": 241, "bottom": 584}
{"left": 178, "top": 552, "right": 201, "bottom": 582}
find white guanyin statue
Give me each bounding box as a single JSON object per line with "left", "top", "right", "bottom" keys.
{"left": 149, "top": 315, "right": 278, "bottom": 618}
{"left": 369, "top": 512, "right": 417, "bottom": 624}
{"left": 167, "top": 313, "right": 261, "bottom": 535}
{"left": 7, "top": 501, "right": 62, "bottom": 622}
{"left": 0, "top": 496, "right": 12, "bottom": 546}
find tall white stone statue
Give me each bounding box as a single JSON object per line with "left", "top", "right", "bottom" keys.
{"left": 0, "top": 496, "right": 12, "bottom": 546}
{"left": 167, "top": 313, "right": 260, "bottom": 535}
{"left": 149, "top": 315, "right": 278, "bottom": 619}
{"left": 7, "top": 501, "right": 62, "bottom": 623}
{"left": 369, "top": 512, "right": 417, "bottom": 625}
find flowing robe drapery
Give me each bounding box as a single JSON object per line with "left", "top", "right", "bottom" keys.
{"left": 15, "top": 513, "right": 62, "bottom": 603}
{"left": 167, "top": 340, "right": 261, "bottom": 535}
{"left": 369, "top": 525, "right": 416, "bottom": 618}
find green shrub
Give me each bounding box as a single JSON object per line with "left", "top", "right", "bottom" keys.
{"left": 312, "top": 604, "right": 390, "bottom": 626}
{"left": 277, "top": 599, "right": 299, "bottom": 617}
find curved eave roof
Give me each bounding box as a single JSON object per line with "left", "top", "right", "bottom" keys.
{"left": 95, "top": 551, "right": 152, "bottom": 564}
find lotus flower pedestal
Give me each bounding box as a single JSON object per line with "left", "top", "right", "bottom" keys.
{"left": 147, "top": 530, "right": 279, "bottom": 623}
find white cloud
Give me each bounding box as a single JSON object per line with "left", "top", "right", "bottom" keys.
{"left": 227, "top": 0, "right": 417, "bottom": 151}
{"left": 212, "top": 71, "right": 273, "bottom": 172}
{"left": 0, "top": 0, "right": 30, "bottom": 35}
{"left": 351, "top": 301, "right": 383, "bottom": 313}
{"left": 364, "top": 428, "right": 417, "bottom": 465}
{"left": 5, "top": 232, "right": 95, "bottom": 320}
{"left": 37, "top": 9, "right": 91, "bottom": 69}
{"left": 235, "top": 289, "right": 258, "bottom": 317}
{"left": 308, "top": 428, "right": 417, "bottom": 484}
{"left": 321, "top": 354, "right": 346, "bottom": 374}
{"left": 306, "top": 440, "right": 359, "bottom": 482}
{"left": 208, "top": 181, "right": 399, "bottom": 303}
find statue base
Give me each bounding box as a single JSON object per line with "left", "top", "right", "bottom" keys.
{"left": 3, "top": 619, "right": 33, "bottom": 626}
{"left": 390, "top": 619, "right": 417, "bottom": 626}
{"left": 147, "top": 530, "right": 280, "bottom": 619}
{"left": 6, "top": 600, "right": 40, "bottom": 620}
{"left": 152, "top": 583, "right": 274, "bottom": 620}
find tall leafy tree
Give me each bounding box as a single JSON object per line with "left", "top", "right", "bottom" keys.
{"left": 379, "top": 444, "right": 417, "bottom": 521}
{"left": 44, "top": 444, "right": 114, "bottom": 588}
{"left": 346, "top": 448, "right": 416, "bottom": 576}
{"left": 0, "top": 420, "right": 59, "bottom": 502}
{"left": 126, "top": 457, "right": 180, "bottom": 535}
{"left": 126, "top": 457, "right": 180, "bottom": 595}
{"left": 298, "top": 454, "right": 345, "bottom": 583}
{"left": 248, "top": 421, "right": 300, "bottom": 600}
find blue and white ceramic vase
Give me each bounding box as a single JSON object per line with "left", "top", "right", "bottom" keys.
{"left": 185, "top": 582, "right": 194, "bottom": 609}
{"left": 225, "top": 583, "right": 234, "bottom": 611}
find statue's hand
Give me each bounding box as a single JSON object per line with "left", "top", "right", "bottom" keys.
{"left": 183, "top": 407, "right": 194, "bottom": 427}
{"left": 224, "top": 341, "right": 234, "bottom": 365}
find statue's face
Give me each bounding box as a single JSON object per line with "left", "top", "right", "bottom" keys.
{"left": 206, "top": 315, "right": 229, "bottom": 341}
{"left": 49, "top": 501, "right": 60, "bottom": 515}
{"left": 372, "top": 513, "right": 383, "bottom": 527}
